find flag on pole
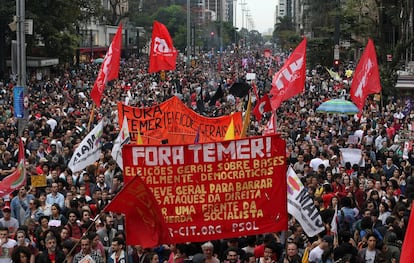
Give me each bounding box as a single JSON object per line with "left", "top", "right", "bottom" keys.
{"left": 325, "top": 67, "right": 341, "bottom": 81}
{"left": 350, "top": 38, "right": 381, "bottom": 113}
{"left": 104, "top": 175, "right": 171, "bottom": 247}
{"left": 90, "top": 24, "right": 123, "bottom": 107}
{"left": 149, "top": 21, "right": 178, "bottom": 73}
{"left": 287, "top": 166, "right": 325, "bottom": 237}
{"left": 269, "top": 38, "right": 307, "bottom": 110}
{"left": 224, "top": 117, "right": 235, "bottom": 140}
{"left": 111, "top": 116, "right": 130, "bottom": 170}
{"left": 0, "top": 139, "right": 26, "bottom": 195}
{"left": 401, "top": 211, "right": 414, "bottom": 263}
{"left": 68, "top": 120, "right": 104, "bottom": 173}
{"left": 240, "top": 94, "right": 252, "bottom": 138}
{"left": 253, "top": 94, "right": 272, "bottom": 122}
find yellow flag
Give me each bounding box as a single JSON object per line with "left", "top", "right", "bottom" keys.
{"left": 345, "top": 69, "right": 353, "bottom": 78}
{"left": 240, "top": 94, "right": 252, "bottom": 138}
{"left": 136, "top": 130, "right": 143, "bottom": 144}
{"left": 224, "top": 117, "right": 235, "bottom": 141}
{"left": 325, "top": 67, "right": 340, "bottom": 81}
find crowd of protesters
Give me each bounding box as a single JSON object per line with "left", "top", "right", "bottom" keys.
{"left": 0, "top": 42, "right": 412, "bottom": 263}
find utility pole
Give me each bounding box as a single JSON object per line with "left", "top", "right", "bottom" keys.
{"left": 16, "top": 0, "right": 27, "bottom": 136}
{"left": 187, "top": 0, "right": 191, "bottom": 65}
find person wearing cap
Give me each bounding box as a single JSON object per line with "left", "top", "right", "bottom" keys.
{"left": 0, "top": 206, "right": 18, "bottom": 238}
{"left": 308, "top": 235, "right": 333, "bottom": 263}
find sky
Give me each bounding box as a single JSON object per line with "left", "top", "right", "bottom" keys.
{"left": 234, "top": 0, "right": 276, "bottom": 34}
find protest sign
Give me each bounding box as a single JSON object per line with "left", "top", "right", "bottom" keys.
{"left": 122, "top": 135, "right": 288, "bottom": 243}
{"left": 118, "top": 96, "right": 243, "bottom": 144}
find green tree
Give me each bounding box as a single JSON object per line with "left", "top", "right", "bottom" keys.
{"left": 273, "top": 16, "right": 298, "bottom": 50}
{"left": 25, "top": 0, "right": 103, "bottom": 63}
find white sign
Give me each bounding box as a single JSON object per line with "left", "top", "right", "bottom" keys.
{"left": 246, "top": 73, "right": 256, "bottom": 80}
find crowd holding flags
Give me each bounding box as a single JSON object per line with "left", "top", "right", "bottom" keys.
{"left": 90, "top": 24, "right": 123, "bottom": 107}
{"left": 64, "top": 26, "right": 386, "bottom": 247}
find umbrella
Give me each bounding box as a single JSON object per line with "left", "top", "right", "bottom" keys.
{"left": 229, "top": 82, "right": 251, "bottom": 97}
{"left": 316, "top": 99, "right": 359, "bottom": 115}
{"left": 93, "top": 58, "right": 104, "bottom": 64}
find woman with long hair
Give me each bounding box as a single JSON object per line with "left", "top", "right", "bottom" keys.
{"left": 11, "top": 246, "right": 32, "bottom": 263}
{"left": 49, "top": 203, "right": 67, "bottom": 227}
{"left": 34, "top": 216, "right": 50, "bottom": 251}
{"left": 38, "top": 192, "right": 51, "bottom": 216}
{"left": 25, "top": 198, "right": 44, "bottom": 222}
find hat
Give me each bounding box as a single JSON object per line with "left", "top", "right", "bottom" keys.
{"left": 322, "top": 235, "right": 333, "bottom": 245}
{"left": 331, "top": 155, "right": 338, "bottom": 160}
{"left": 2, "top": 206, "right": 11, "bottom": 212}
{"left": 39, "top": 157, "right": 48, "bottom": 163}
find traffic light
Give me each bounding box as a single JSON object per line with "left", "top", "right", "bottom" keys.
{"left": 333, "top": 59, "right": 340, "bottom": 70}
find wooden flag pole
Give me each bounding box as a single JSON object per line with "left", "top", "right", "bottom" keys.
{"left": 87, "top": 103, "right": 96, "bottom": 132}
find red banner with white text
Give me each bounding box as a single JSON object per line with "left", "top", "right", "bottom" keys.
{"left": 122, "top": 135, "right": 288, "bottom": 243}
{"left": 118, "top": 96, "right": 243, "bottom": 144}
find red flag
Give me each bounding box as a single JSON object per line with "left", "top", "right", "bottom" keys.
{"left": 269, "top": 38, "right": 307, "bottom": 110}
{"left": 104, "top": 175, "right": 171, "bottom": 247}
{"left": 0, "top": 139, "right": 26, "bottom": 195}
{"left": 251, "top": 81, "right": 259, "bottom": 100}
{"left": 401, "top": 211, "right": 414, "bottom": 263}
{"left": 253, "top": 94, "right": 272, "bottom": 121}
{"left": 149, "top": 21, "right": 177, "bottom": 73}
{"left": 264, "top": 49, "right": 272, "bottom": 58}
{"left": 350, "top": 38, "right": 381, "bottom": 113}
{"left": 90, "top": 24, "right": 123, "bottom": 107}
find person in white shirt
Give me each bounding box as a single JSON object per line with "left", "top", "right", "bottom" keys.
{"left": 308, "top": 235, "right": 332, "bottom": 263}
{"left": 0, "top": 226, "right": 17, "bottom": 263}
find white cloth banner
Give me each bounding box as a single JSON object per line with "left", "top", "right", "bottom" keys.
{"left": 287, "top": 167, "right": 325, "bottom": 237}
{"left": 340, "top": 148, "right": 365, "bottom": 167}
{"left": 111, "top": 116, "right": 130, "bottom": 170}
{"left": 68, "top": 120, "right": 104, "bottom": 173}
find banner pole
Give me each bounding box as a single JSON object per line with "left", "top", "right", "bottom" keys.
{"left": 87, "top": 103, "right": 96, "bottom": 132}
